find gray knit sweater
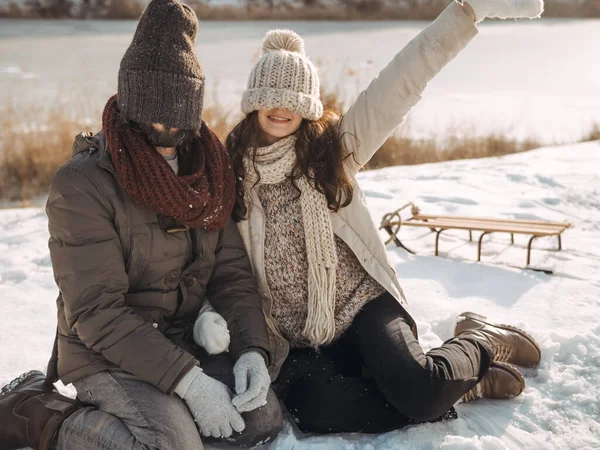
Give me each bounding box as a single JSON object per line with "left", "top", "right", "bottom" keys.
{"left": 259, "top": 180, "right": 386, "bottom": 348}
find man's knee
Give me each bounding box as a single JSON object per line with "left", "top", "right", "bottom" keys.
{"left": 72, "top": 370, "right": 204, "bottom": 450}
{"left": 57, "top": 403, "right": 204, "bottom": 450}
{"left": 154, "top": 412, "right": 204, "bottom": 450}
{"left": 229, "top": 389, "right": 283, "bottom": 447}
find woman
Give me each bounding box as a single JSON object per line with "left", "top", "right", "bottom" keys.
{"left": 213, "top": 0, "right": 544, "bottom": 433}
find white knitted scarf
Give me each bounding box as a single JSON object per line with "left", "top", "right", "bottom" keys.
{"left": 243, "top": 135, "right": 337, "bottom": 347}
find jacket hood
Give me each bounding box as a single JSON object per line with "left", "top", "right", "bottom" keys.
{"left": 71, "top": 130, "right": 106, "bottom": 158}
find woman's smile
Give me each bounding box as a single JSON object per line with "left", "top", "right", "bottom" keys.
{"left": 267, "top": 114, "right": 292, "bottom": 124}
{"left": 258, "top": 108, "right": 303, "bottom": 144}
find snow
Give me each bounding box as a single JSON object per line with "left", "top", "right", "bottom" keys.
{"left": 1, "top": 141, "right": 599, "bottom": 449}
{"left": 1, "top": 18, "right": 599, "bottom": 144}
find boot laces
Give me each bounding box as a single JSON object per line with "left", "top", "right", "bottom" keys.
{"left": 493, "top": 344, "right": 514, "bottom": 363}
{"left": 462, "top": 382, "right": 484, "bottom": 402}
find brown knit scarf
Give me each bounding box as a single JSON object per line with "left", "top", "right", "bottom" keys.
{"left": 102, "top": 95, "right": 235, "bottom": 231}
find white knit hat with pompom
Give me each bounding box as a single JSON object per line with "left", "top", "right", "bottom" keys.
{"left": 241, "top": 29, "right": 323, "bottom": 121}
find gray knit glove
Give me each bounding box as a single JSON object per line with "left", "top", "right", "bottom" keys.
{"left": 231, "top": 351, "right": 271, "bottom": 413}
{"left": 465, "top": 0, "right": 543, "bottom": 22}
{"left": 175, "top": 367, "right": 245, "bottom": 438}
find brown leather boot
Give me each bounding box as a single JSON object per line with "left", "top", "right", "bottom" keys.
{"left": 454, "top": 312, "right": 541, "bottom": 367}
{"left": 462, "top": 361, "right": 525, "bottom": 402}
{"left": 0, "top": 370, "right": 80, "bottom": 450}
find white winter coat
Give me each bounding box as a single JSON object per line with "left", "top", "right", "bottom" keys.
{"left": 237, "top": 1, "right": 479, "bottom": 377}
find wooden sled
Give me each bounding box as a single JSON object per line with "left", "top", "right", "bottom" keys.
{"left": 380, "top": 203, "right": 570, "bottom": 273}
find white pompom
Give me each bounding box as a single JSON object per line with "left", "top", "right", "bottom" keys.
{"left": 261, "top": 29, "right": 305, "bottom": 55}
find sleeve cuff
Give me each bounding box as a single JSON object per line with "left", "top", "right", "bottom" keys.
{"left": 173, "top": 365, "right": 203, "bottom": 398}
{"left": 237, "top": 347, "right": 269, "bottom": 366}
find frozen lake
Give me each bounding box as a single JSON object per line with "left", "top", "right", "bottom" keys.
{"left": 1, "top": 18, "right": 599, "bottom": 143}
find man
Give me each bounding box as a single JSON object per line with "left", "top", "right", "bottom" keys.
{"left": 0, "top": 1, "right": 282, "bottom": 449}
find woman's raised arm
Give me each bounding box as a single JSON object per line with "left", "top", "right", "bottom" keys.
{"left": 340, "top": 0, "right": 543, "bottom": 175}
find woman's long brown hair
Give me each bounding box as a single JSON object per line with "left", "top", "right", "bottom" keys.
{"left": 227, "top": 108, "right": 355, "bottom": 222}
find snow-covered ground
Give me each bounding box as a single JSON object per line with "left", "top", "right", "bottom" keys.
{"left": 1, "top": 18, "right": 599, "bottom": 143}
{"left": 1, "top": 141, "right": 599, "bottom": 449}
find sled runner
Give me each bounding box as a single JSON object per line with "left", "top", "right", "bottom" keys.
{"left": 380, "top": 203, "right": 570, "bottom": 273}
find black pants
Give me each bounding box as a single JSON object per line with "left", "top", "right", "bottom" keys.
{"left": 274, "top": 293, "right": 494, "bottom": 434}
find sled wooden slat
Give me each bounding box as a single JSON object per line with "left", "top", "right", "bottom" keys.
{"left": 380, "top": 203, "right": 570, "bottom": 269}
{"left": 403, "top": 219, "right": 561, "bottom": 236}
{"left": 406, "top": 218, "right": 568, "bottom": 238}
{"left": 413, "top": 213, "right": 571, "bottom": 229}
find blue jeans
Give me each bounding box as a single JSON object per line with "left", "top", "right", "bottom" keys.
{"left": 57, "top": 362, "right": 282, "bottom": 450}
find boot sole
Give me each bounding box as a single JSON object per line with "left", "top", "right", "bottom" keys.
{"left": 0, "top": 370, "right": 46, "bottom": 399}
{"left": 455, "top": 312, "right": 541, "bottom": 366}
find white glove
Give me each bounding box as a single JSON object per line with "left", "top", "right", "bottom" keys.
{"left": 193, "top": 310, "right": 230, "bottom": 355}
{"left": 175, "top": 366, "right": 245, "bottom": 438}
{"left": 231, "top": 351, "right": 271, "bottom": 413}
{"left": 465, "top": 0, "right": 544, "bottom": 22}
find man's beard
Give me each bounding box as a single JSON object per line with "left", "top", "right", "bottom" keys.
{"left": 142, "top": 124, "right": 198, "bottom": 148}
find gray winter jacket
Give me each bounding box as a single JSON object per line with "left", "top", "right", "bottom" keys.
{"left": 47, "top": 131, "right": 271, "bottom": 394}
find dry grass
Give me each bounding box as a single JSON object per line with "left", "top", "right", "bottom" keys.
{"left": 583, "top": 123, "right": 600, "bottom": 142}
{"left": 196, "top": 0, "right": 600, "bottom": 20}
{"left": 363, "top": 133, "right": 543, "bottom": 170}
{"left": 189, "top": 1, "right": 449, "bottom": 21}
{"left": 2, "top": 0, "right": 600, "bottom": 19}
{"left": 0, "top": 0, "right": 450, "bottom": 20}
{"left": 319, "top": 82, "right": 544, "bottom": 170}
{"left": 0, "top": 102, "right": 95, "bottom": 203}
{"left": 193, "top": 0, "right": 600, "bottom": 20}
{"left": 544, "top": 0, "right": 600, "bottom": 18}
{"left": 0, "top": 0, "right": 146, "bottom": 19}
{"left": 100, "top": 0, "right": 146, "bottom": 19}
{"left": 1, "top": 89, "right": 597, "bottom": 203}
{"left": 201, "top": 103, "right": 243, "bottom": 143}
{"left": 0, "top": 99, "right": 240, "bottom": 203}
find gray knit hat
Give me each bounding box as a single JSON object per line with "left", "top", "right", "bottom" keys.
{"left": 241, "top": 29, "right": 323, "bottom": 121}
{"left": 118, "top": 0, "right": 204, "bottom": 130}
